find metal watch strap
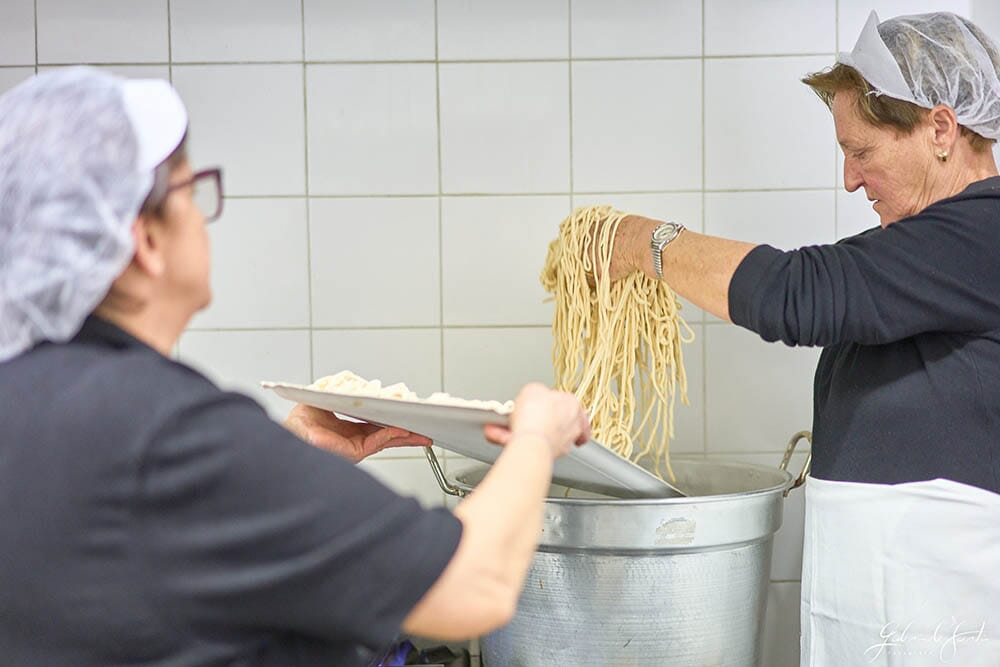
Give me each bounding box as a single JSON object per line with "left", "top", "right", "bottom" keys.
{"left": 651, "top": 222, "right": 684, "bottom": 280}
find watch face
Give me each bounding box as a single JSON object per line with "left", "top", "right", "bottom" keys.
{"left": 652, "top": 222, "right": 677, "bottom": 243}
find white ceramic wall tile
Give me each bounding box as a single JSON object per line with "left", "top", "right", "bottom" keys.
{"left": 762, "top": 582, "right": 802, "bottom": 667}
{"left": 707, "top": 451, "right": 809, "bottom": 581}
{"left": 622, "top": 326, "right": 705, "bottom": 468}
{"left": 570, "top": 192, "right": 704, "bottom": 232}
{"left": 0, "top": 1, "right": 35, "bottom": 66}
{"left": 705, "top": 324, "right": 820, "bottom": 453}
{"left": 672, "top": 325, "right": 705, "bottom": 455}
{"left": 443, "top": 452, "right": 483, "bottom": 479}
{"left": 571, "top": 0, "right": 701, "bottom": 58}
{"left": 972, "top": 0, "right": 1000, "bottom": 45}
{"left": 441, "top": 196, "right": 568, "bottom": 326}
{"left": 173, "top": 65, "right": 305, "bottom": 195}
{"left": 39, "top": 64, "right": 170, "bottom": 80}
{"left": 303, "top": 0, "right": 435, "bottom": 61}
{"left": 437, "top": 0, "right": 568, "bottom": 60}
{"left": 836, "top": 190, "right": 879, "bottom": 240}
{"left": 571, "top": 192, "right": 706, "bottom": 321}
{"left": 572, "top": 60, "right": 702, "bottom": 192}
{"left": 170, "top": 0, "right": 302, "bottom": 63}
{"left": 704, "top": 191, "right": 833, "bottom": 319}
{"left": 705, "top": 0, "right": 835, "bottom": 56}
{"left": 443, "top": 328, "right": 552, "bottom": 402}
{"left": 36, "top": 0, "right": 168, "bottom": 64}
{"left": 835, "top": 142, "right": 844, "bottom": 189}
{"left": 357, "top": 458, "right": 444, "bottom": 508}
{"left": 705, "top": 56, "right": 835, "bottom": 190}
{"left": 439, "top": 62, "right": 570, "bottom": 194}
{"left": 178, "top": 329, "right": 311, "bottom": 420}
{"left": 838, "top": 0, "right": 972, "bottom": 51}
{"left": 0, "top": 68, "right": 34, "bottom": 95}
{"left": 311, "top": 329, "right": 442, "bottom": 396}
{"left": 705, "top": 190, "right": 836, "bottom": 250}
{"left": 190, "top": 198, "right": 309, "bottom": 329}
{"left": 310, "top": 197, "right": 440, "bottom": 327}
{"left": 306, "top": 64, "right": 438, "bottom": 195}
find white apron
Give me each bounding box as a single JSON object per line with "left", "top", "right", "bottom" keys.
{"left": 801, "top": 475, "right": 1000, "bottom": 666}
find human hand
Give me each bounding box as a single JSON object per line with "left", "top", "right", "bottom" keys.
{"left": 583, "top": 212, "right": 658, "bottom": 283}
{"left": 483, "top": 383, "right": 591, "bottom": 460}
{"left": 284, "top": 404, "right": 432, "bottom": 463}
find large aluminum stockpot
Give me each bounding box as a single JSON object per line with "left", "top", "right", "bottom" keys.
{"left": 424, "top": 432, "right": 811, "bottom": 667}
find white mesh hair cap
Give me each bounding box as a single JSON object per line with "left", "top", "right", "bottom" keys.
{"left": 0, "top": 67, "right": 187, "bottom": 362}
{"left": 838, "top": 10, "right": 1000, "bottom": 140}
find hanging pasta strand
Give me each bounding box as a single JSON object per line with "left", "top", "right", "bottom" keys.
{"left": 541, "top": 205, "right": 693, "bottom": 481}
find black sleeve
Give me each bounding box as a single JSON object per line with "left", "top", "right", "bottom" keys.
{"left": 135, "top": 389, "right": 462, "bottom": 651}
{"left": 728, "top": 198, "right": 1000, "bottom": 347}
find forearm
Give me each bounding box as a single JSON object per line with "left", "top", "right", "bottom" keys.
{"left": 453, "top": 433, "right": 552, "bottom": 589}
{"left": 402, "top": 434, "right": 552, "bottom": 638}
{"left": 623, "top": 215, "right": 758, "bottom": 321}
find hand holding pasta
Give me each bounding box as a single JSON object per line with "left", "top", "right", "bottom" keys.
{"left": 575, "top": 209, "right": 646, "bottom": 282}
{"left": 541, "top": 205, "right": 692, "bottom": 480}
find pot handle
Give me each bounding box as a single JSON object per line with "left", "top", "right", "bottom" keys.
{"left": 779, "top": 430, "right": 812, "bottom": 497}
{"left": 423, "top": 447, "right": 468, "bottom": 498}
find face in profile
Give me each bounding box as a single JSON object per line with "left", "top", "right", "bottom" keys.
{"left": 154, "top": 159, "right": 213, "bottom": 314}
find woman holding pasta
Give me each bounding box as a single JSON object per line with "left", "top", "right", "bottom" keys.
{"left": 573, "top": 11, "right": 1000, "bottom": 666}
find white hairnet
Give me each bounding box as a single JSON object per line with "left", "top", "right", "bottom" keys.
{"left": 838, "top": 11, "right": 1000, "bottom": 140}
{"left": 0, "top": 67, "right": 187, "bottom": 363}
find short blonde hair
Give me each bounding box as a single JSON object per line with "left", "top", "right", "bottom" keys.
{"left": 803, "top": 62, "right": 995, "bottom": 153}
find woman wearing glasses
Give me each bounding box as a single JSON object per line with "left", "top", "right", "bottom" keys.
{"left": 0, "top": 68, "right": 590, "bottom": 667}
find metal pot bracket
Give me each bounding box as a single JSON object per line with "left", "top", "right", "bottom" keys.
{"left": 780, "top": 430, "right": 812, "bottom": 497}
{"left": 424, "top": 447, "right": 466, "bottom": 498}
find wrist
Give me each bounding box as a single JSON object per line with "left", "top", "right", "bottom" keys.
{"left": 509, "top": 430, "right": 553, "bottom": 446}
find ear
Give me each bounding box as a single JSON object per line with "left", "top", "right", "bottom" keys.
{"left": 131, "top": 214, "right": 167, "bottom": 279}
{"left": 928, "top": 105, "right": 959, "bottom": 153}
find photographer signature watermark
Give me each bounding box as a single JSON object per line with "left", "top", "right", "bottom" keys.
{"left": 864, "top": 617, "right": 991, "bottom": 662}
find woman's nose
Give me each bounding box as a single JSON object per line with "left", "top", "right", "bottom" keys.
{"left": 843, "top": 158, "right": 863, "bottom": 193}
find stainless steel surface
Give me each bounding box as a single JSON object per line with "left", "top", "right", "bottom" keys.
{"left": 442, "top": 441, "right": 808, "bottom": 667}
{"left": 265, "top": 381, "right": 684, "bottom": 498}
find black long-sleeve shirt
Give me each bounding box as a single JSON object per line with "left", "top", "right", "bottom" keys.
{"left": 729, "top": 176, "right": 1000, "bottom": 493}
{"left": 0, "top": 317, "right": 462, "bottom": 666}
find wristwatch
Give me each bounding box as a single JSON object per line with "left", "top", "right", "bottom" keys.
{"left": 650, "top": 221, "right": 685, "bottom": 280}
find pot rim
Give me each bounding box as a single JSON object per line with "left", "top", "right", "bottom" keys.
{"left": 450, "top": 458, "right": 794, "bottom": 506}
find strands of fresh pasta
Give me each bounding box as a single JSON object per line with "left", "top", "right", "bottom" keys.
{"left": 541, "top": 205, "right": 692, "bottom": 480}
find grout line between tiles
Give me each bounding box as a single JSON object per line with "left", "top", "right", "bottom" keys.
{"left": 300, "top": 0, "right": 314, "bottom": 382}
{"left": 185, "top": 324, "right": 553, "bottom": 333}
{"left": 32, "top": 0, "right": 38, "bottom": 74}
{"left": 701, "top": 0, "right": 708, "bottom": 456}
{"left": 833, "top": 0, "right": 841, "bottom": 239}
{"left": 56, "top": 51, "right": 836, "bottom": 67}
{"left": 434, "top": 0, "right": 445, "bottom": 395}
{"left": 222, "top": 186, "right": 841, "bottom": 200}
{"left": 166, "top": 0, "right": 172, "bottom": 82}
{"left": 29, "top": 52, "right": 841, "bottom": 69}
{"left": 567, "top": 0, "right": 574, "bottom": 194}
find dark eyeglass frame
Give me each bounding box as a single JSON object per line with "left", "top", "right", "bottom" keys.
{"left": 162, "top": 167, "right": 224, "bottom": 223}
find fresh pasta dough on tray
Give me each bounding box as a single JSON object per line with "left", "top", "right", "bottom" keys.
{"left": 310, "top": 370, "right": 514, "bottom": 414}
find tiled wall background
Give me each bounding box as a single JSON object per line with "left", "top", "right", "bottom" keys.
{"left": 2, "top": 1, "right": 993, "bottom": 664}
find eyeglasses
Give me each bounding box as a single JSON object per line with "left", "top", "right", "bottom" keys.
{"left": 162, "top": 168, "right": 224, "bottom": 223}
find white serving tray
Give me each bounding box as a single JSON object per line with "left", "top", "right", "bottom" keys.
{"left": 262, "top": 382, "right": 683, "bottom": 499}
